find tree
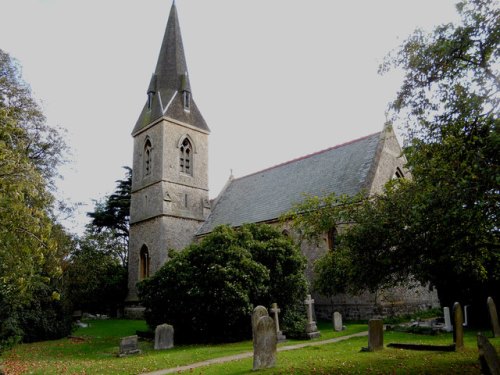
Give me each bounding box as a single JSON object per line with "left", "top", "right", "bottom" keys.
{"left": 0, "top": 49, "right": 72, "bottom": 349}
{"left": 286, "top": 0, "right": 499, "bottom": 313}
{"left": 87, "top": 166, "right": 131, "bottom": 266}
{"left": 138, "top": 224, "right": 308, "bottom": 343}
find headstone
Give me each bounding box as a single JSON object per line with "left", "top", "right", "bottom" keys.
{"left": 154, "top": 324, "right": 174, "bottom": 350}
{"left": 368, "top": 319, "right": 384, "bottom": 351}
{"left": 443, "top": 307, "right": 453, "bottom": 332}
{"left": 463, "top": 305, "right": 469, "bottom": 327}
{"left": 270, "top": 303, "right": 286, "bottom": 342}
{"left": 453, "top": 302, "right": 464, "bottom": 350}
{"left": 487, "top": 297, "right": 500, "bottom": 338}
{"left": 252, "top": 309, "right": 277, "bottom": 370}
{"left": 118, "top": 335, "right": 141, "bottom": 357}
{"left": 333, "top": 312, "right": 343, "bottom": 332}
{"left": 304, "top": 294, "right": 321, "bottom": 339}
{"left": 252, "top": 306, "right": 269, "bottom": 339}
{"left": 477, "top": 332, "right": 500, "bottom": 375}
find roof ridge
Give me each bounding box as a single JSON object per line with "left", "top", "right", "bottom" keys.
{"left": 233, "top": 132, "right": 381, "bottom": 181}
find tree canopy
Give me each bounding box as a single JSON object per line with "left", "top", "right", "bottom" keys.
{"left": 285, "top": 0, "right": 499, "bottom": 310}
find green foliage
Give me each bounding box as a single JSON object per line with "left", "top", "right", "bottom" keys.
{"left": 138, "top": 224, "right": 307, "bottom": 343}
{"left": 0, "top": 49, "right": 72, "bottom": 349}
{"left": 287, "top": 0, "right": 499, "bottom": 310}
{"left": 64, "top": 232, "right": 128, "bottom": 315}
{"left": 87, "top": 166, "right": 131, "bottom": 266}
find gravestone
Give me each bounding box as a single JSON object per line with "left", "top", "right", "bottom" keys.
{"left": 487, "top": 297, "right": 500, "bottom": 338}
{"left": 304, "top": 294, "right": 321, "bottom": 339}
{"left": 154, "top": 323, "right": 174, "bottom": 350}
{"left": 333, "top": 312, "right": 343, "bottom": 332}
{"left": 270, "top": 303, "right": 286, "bottom": 342}
{"left": 252, "top": 309, "right": 277, "bottom": 370}
{"left": 368, "top": 319, "right": 384, "bottom": 351}
{"left": 443, "top": 307, "right": 453, "bottom": 332}
{"left": 477, "top": 332, "right": 500, "bottom": 375}
{"left": 463, "top": 305, "right": 470, "bottom": 327}
{"left": 252, "top": 306, "right": 269, "bottom": 339}
{"left": 118, "top": 335, "right": 141, "bottom": 357}
{"left": 453, "top": 302, "right": 464, "bottom": 350}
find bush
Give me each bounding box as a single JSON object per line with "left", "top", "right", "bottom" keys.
{"left": 138, "top": 224, "right": 308, "bottom": 343}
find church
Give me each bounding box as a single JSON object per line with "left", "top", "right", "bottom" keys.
{"left": 125, "top": 3, "right": 439, "bottom": 319}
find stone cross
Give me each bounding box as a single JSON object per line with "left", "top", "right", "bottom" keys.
{"left": 252, "top": 306, "right": 277, "bottom": 370}
{"left": 368, "top": 319, "right": 384, "bottom": 351}
{"left": 453, "top": 302, "right": 464, "bottom": 350}
{"left": 270, "top": 303, "right": 286, "bottom": 342}
{"left": 487, "top": 297, "right": 500, "bottom": 338}
{"left": 304, "top": 294, "right": 320, "bottom": 338}
{"left": 154, "top": 323, "right": 174, "bottom": 350}
{"left": 333, "top": 311, "right": 343, "bottom": 332}
{"left": 443, "top": 306, "right": 453, "bottom": 332}
{"left": 118, "top": 335, "right": 141, "bottom": 357}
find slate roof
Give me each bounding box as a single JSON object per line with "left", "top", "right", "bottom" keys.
{"left": 132, "top": 2, "right": 209, "bottom": 135}
{"left": 197, "top": 132, "right": 383, "bottom": 235}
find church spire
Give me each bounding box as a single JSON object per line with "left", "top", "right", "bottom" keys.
{"left": 133, "top": 1, "right": 209, "bottom": 135}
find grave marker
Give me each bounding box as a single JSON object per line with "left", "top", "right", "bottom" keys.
{"left": 453, "top": 302, "right": 464, "bottom": 350}
{"left": 252, "top": 307, "right": 277, "bottom": 370}
{"left": 270, "top": 303, "right": 286, "bottom": 342}
{"left": 304, "top": 294, "right": 320, "bottom": 339}
{"left": 154, "top": 324, "right": 174, "bottom": 350}
{"left": 443, "top": 307, "right": 453, "bottom": 332}
{"left": 118, "top": 335, "right": 141, "bottom": 357}
{"left": 368, "top": 319, "right": 384, "bottom": 351}
{"left": 487, "top": 297, "right": 500, "bottom": 338}
{"left": 333, "top": 312, "right": 343, "bottom": 332}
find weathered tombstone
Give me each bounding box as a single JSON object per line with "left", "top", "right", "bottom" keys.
{"left": 443, "top": 306, "right": 453, "bottom": 332}
{"left": 304, "top": 294, "right": 321, "bottom": 339}
{"left": 154, "top": 323, "right": 174, "bottom": 350}
{"left": 463, "top": 305, "right": 470, "bottom": 327}
{"left": 453, "top": 302, "right": 464, "bottom": 350}
{"left": 118, "top": 335, "right": 141, "bottom": 357}
{"left": 477, "top": 332, "right": 500, "bottom": 375}
{"left": 252, "top": 308, "right": 277, "bottom": 370}
{"left": 368, "top": 319, "right": 384, "bottom": 351}
{"left": 252, "top": 306, "right": 269, "bottom": 339}
{"left": 333, "top": 312, "right": 343, "bottom": 332}
{"left": 487, "top": 297, "right": 500, "bottom": 338}
{"left": 270, "top": 303, "right": 286, "bottom": 342}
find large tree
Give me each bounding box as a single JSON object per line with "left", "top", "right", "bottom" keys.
{"left": 0, "top": 49, "right": 72, "bottom": 348}
{"left": 286, "top": 0, "right": 499, "bottom": 312}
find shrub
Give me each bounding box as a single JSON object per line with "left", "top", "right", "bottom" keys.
{"left": 138, "top": 224, "right": 308, "bottom": 343}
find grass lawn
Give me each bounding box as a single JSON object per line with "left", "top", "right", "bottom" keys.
{"left": 0, "top": 319, "right": 498, "bottom": 374}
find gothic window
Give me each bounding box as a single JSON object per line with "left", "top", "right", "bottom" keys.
{"left": 144, "top": 139, "right": 152, "bottom": 177}
{"left": 327, "top": 228, "right": 337, "bottom": 251}
{"left": 394, "top": 167, "right": 405, "bottom": 179}
{"left": 180, "top": 137, "right": 193, "bottom": 175}
{"left": 183, "top": 91, "right": 191, "bottom": 111}
{"left": 139, "top": 245, "right": 150, "bottom": 280}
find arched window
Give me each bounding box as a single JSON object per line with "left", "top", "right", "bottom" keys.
{"left": 139, "top": 245, "right": 150, "bottom": 280}
{"left": 144, "top": 139, "right": 152, "bottom": 177}
{"left": 180, "top": 138, "right": 193, "bottom": 175}
{"left": 327, "top": 228, "right": 337, "bottom": 251}
{"left": 394, "top": 167, "right": 405, "bottom": 179}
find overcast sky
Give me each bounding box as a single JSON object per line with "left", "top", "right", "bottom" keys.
{"left": 0, "top": 0, "right": 460, "bottom": 234}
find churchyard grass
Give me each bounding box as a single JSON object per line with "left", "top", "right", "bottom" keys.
{"left": 1, "top": 319, "right": 498, "bottom": 374}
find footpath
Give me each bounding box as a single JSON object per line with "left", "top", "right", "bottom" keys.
{"left": 141, "top": 330, "right": 369, "bottom": 375}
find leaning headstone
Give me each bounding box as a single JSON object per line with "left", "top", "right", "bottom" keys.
{"left": 477, "top": 332, "right": 500, "bottom": 375}
{"left": 154, "top": 324, "right": 174, "bottom": 350}
{"left": 270, "top": 303, "right": 286, "bottom": 342}
{"left": 368, "top": 319, "right": 384, "bottom": 351}
{"left": 333, "top": 312, "right": 343, "bottom": 332}
{"left": 252, "top": 311, "right": 277, "bottom": 370}
{"left": 304, "top": 294, "right": 321, "bottom": 339}
{"left": 443, "top": 307, "right": 453, "bottom": 332}
{"left": 453, "top": 302, "right": 464, "bottom": 350}
{"left": 118, "top": 335, "right": 141, "bottom": 357}
{"left": 487, "top": 297, "right": 500, "bottom": 338}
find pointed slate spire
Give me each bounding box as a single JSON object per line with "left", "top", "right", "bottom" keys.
{"left": 133, "top": 2, "right": 209, "bottom": 134}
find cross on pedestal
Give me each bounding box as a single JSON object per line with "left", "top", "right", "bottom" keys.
{"left": 270, "top": 303, "right": 281, "bottom": 333}
{"left": 304, "top": 294, "right": 315, "bottom": 324}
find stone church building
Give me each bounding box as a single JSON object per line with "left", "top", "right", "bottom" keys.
{"left": 125, "top": 3, "right": 439, "bottom": 319}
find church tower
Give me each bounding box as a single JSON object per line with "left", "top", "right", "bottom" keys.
{"left": 126, "top": 2, "right": 210, "bottom": 303}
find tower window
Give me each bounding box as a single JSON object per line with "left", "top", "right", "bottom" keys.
{"left": 183, "top": 91, "right": 191, "bottom": 111}
{"left": 394, "top": 167, "right": 405, "bottom": 179}
{"left": 139, "top": 245, "right": 150, "bottom": 280}
{"left": 180, "top": 138, "right": 193, "bottom": 175}
{"left": 327, "top": 228, "right": 337, "bottom": 251}
{"left": 144, "top": 139, "right": 153, "bottom": 177}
